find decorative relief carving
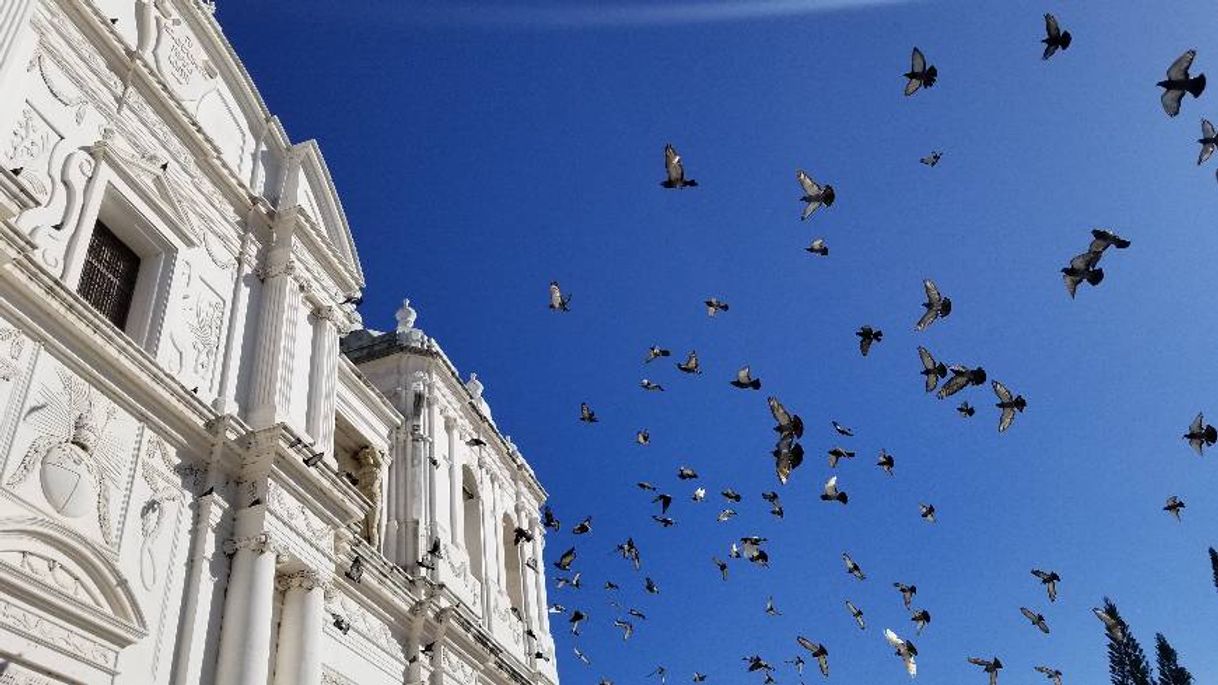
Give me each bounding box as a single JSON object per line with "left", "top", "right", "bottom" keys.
{"left": 4, "top": 368, "right": 130, "bottom": 547}
{"left": 0, "top": 551, "right": 101, "bottom": 608}
{"left": 354, "top": 446, "right": 384, "bottom": 548}
{"left": 137, "top": 437, "right": 184, "bottom": 590}
{"left": 0, "top": 599, "right": 116, "bottom": 668}
{"left": 323, "top": 590, "right": 396, "bottom": 648}
{"left": 320, "top": 667, "right": 358, "bottom": 685}
{"left": 0, "top": 328, "right": 28, "bottom": 382}
{"left": 186, "top": 298, "right": 223, "bottom": 377}
{"left": 443, "top": 649, "right": 477, "bottom": 683}
{"left": 30, "top": 51, "right": 89, "bottom": 125}
{"left": 3, "top": 106, "right": 58, "bottom": 203}
{"left": 266, "top": 481, "right": 333, "bottom": 553}
{"left": 276, "top": 568, "right": 327, "bottom": 592}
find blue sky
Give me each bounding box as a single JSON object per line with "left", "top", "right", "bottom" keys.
{"left": 221, "top": 0, "right": 1218, "bottom": 681}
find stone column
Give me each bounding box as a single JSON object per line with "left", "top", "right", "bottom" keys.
{"left": 273, "top": 570, "right": 326, "bottom": 685}
{"left": 213, "top": 229, "right": 257, "bottom": 414}
{"left": 305, "top": 305, "right": 340, "bottom": 459}
{"left": 446, "top": 417, "right": 463, "bottom": 549}
{"left": 246, "top": 247, "right": 301, "bottom": 429}
{"left": 514, "top": 506, "right": 537, "bottom": 634}
{"left": 478, "top": 462, "right": 496, "bottom": 621}
{"left": 531, "top": 528, "right": 551, "bottom": 635}
{"left": 424, "top": 402, "right": 438, "bottom": 575}
{"left": 0, "top": 0, "right": 35, "bottom": 132}
{"left": 215, "top": 533, "right": 279, "bottom": 685}
{"left": 385, "top": 425, "right": 410, "bottom": 565}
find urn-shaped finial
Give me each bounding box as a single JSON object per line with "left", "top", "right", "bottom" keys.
{"left": 395, "top": 298, "right": 417, "bottom": 332}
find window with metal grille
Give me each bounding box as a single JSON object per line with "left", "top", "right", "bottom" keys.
{"left": 77, "top": 221, "right": 140, "bottom": 330}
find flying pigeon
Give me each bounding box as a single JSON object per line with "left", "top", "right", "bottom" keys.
{"left": 569, "top": 609, "right": 587, "bottom": 635}
{"left": 1199, "top": 118, "right": 1217, "bottom": 164}
{"left": 616, "top": 538, "right": 642, "bottom": 570}
{"left": 915, "top": 279, "right": 952, "bottom": 331}
{"left": 652, "top": 515, "right": 677, "bottom": 527}
{"left": 797, "top": 169, "right": 836, "bottom": 220}
{"left": 786, "top": 654, "right": 807, "bottom": 675}
{"left": 796, "top": 637, "right": 829, "bottom": 677}
{"left": 937, "top": 364, "right": 987, "bottom": 399}
{"left": 1035, "top": 666, "right": 1064, "bottom": 685}
{"left": 1164, "top": 495, "right": 1186, "bottom": 520}
{"left": 713, "top": 557, "right": 729, "bottom": 580}
{"left": 764, "top": 596, "right": 782, "bottom": 616}
{"left": 1041, "top": 13, "right": 1072, "bottom": 60}
{"left": 831, "top": 420, "right": 854, "bottom": 436}
{"left": 1093, "top": 605, "right": 1126, "bottom": 642}
{"left": 554, "top": 547, "right": 576, "bottom": 571}
{"left": 918, "top": 346, "right": 948, "bottom": 393}
{"left": 845, "top": 600, "right": 866, "bottom": 629}
{"left": 1032, "top": 569, "right": 1061, "bottom": 602}
{"left": 721, "top": 489, "right": 742, "bottom": 502}
{"left": 877, "top": 449, "right": 895, "bottom": 475}
{"left": 573, "top": 646, "right": 591, "bottom": 665}
{"left": 773, "top": 433, "right": 805, "bottom": 484}
{"left": 920, "top": 150, "right": 942, "bottom": 167}
{"left": 571, "top": 517, "right": 592, "bottom": 534}
{"left": 1088, "top": 228, "right": 1132, "bottom": 253}
{"left": 645, "top": 345, "right": 671, "bottom": 363}
{"left": 1159, "top": 50, "right": 1206, "bottom": 117}
{"left": 677, "top": 466, "right": 699, "bottom": 480}
{"left": 731, "top": 366, "right": 761, "bottom": 389}
{"left": 644, "top": 577, "right": 660, "bottom": 594}
{"left": 895, "top": 583, "right": 917, "bottom": 609}
{"left": 884, "top": 628, "right": 918, "bottom": 677}
{"left": 716, "top": 508, "right": 737, "bottom": 523}
{"left": 827, "top": 447, "right": 855, "bottom": 468}
{"left": 821, "top": 476, "right": 848, "bottom": 504}
{"left": 705, "top": 298, "right": 730, "bottom": 316}
{"left": 636, "top": 482, "right": 658, "bottom": 492}
{"left": 739, "top": 536, "right": 770, "bottom": 566}
{"left": 958, "top": 401, "right": 976, "bottom": 417}
{"left": 904, "top": 47, "right": 938, "bottom": 96}
{"left": 676, "top": 350, "right": 701, "bottom": 374}
{"left": 992, "top": 380, "right": 1027, "bottom": 432}
{"left": 1062, "top": 250, "right": 1104, "bottom": 298}
{"left": 555, "top": 572, "right": 582, "bottom": 589}
{"left": 542, "top": 506, "right": 561, "bottom": 532}
{"left": 856, "top": 326, "right": 883, "bottom": 356}
{"left": 692, "top": 487, "right": 706, "bottom": 502}
{"left": 579, "top": 402, "right": 598, "bottom": 423}
{"left": 646, "top": 666, "right": 668, "bottom": 683}
{"left": 842, "top": 552, "right": 865, "bottom": 579}
{"left": 1184, "top": 412, "right": 1217, "bottom": 454}
{"left": 640, "top": 379, "right": 665, "bottom": 392}
{"left": 549, "top": 281, "right": 571, "bottom": 311}
{"left": 514, "top": 527, "right": 535, "bottom": 545}
{"left": 919, "top": 503, "right": 936, "bottom": 523}
{"left": 613, "top": 619, "right": 634, "bottom": 641}
{"left": 805, "top": 237, "right": 829, "bottom": 256}
{"left": 968, "top": 657, "right": 1004, "bottom": 685}
{"left": 1021, "top": 607, "right": 1051, "bottom": 634}
{"left": 910, "top": 608, "right": 931, "bottom": 634}
{"left": 636, "top": 429, "right": 650, "bottom": 446}
{"left": 660, "top": 143, "right": 697, "bottom": 188}
{"left": 769, "top": 396, "right": 805, "bottom": 438}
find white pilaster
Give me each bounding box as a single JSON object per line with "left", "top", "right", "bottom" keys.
{"left": 246, "top": 245, "right": 301, "bottom": 428}
{"left": 213, "top": 228, "right": 257, "bottom": 414}
{"left": 215, "top": 533, "right": 279, "bottom": 685}
{"left": 446, "top": 417, "right": 463, "bottom": 548}
{"left": 531, "top": 524, "right": 551, "bottom": 635}
{"left": 305, "top": 305, "right": 340, "bottom": 459}
{"left": 273, "top": 570, "right": 326, "bottom": 685}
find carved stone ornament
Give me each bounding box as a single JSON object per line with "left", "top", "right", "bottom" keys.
{"left": 4, "top": 368, "right": 125, "bottom": 546}
{"left": 276, "top": 568, "right": 328, "bottom": 593}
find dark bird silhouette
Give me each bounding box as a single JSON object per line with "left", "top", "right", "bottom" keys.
{"left": 904, "top": 47, "right": 938, "bottom": 95}
{"left": 920, "top": 151, "right": 942, "bottom": 167}
{"left": 831, "top": 420, "right": 854, "bottom": 437}
{"left": 636, "top": 429, "right": 650, "bottom": 446}
{"left": 676, "top": 350, "right": 701, "bottom": 374}
{"left": 1041, "top": 13, "right": 1072, "bottom": 60}
{"left": 704, "top": 298, "right": 730, "bottom": 316}
{"left": 827, "top": 447, "right": 855, "bottom": 468}
{"left": 652, "top": 515, "right": 676, "bottom": 528}
{"left": 1035, "top": 666, "right": 1064, "bottom": 685}
{"left": 957, "top": 401, "right": 976, "bottom": 417}
{"left": 895, "top": 583, "right": 917, "bottom": 609}
{"left": 797, "top": 169, "right": 836, "bottom": 220}
{"left": 918, "top": 346, "right": 948, "bottom": 393}
{"left": 1159, "top": 49, "right": 1206, "bottom": 117}
{"left": 553, "top": 547, "right": 576, "bottom": 570}
{"left": 640, "top": 379, "right": 665, "bottom": 392}
{"left": 842, "top": 552, "right": 864, "bottom": 580}
{"left": 877, "top": 449, "right": 895, "bottom": 475}
{"left": 796, "top": 637, "right": 829, "bottom": 677}
{"left": 713, "top": 556, "right": 729, "bottom": 580}
{"left": 721, "top": 489, "right": 742, "bottom": 503}
{"left": 652, "top": 493, "right": 673, "bottom": 514}
{"left": 915, "top": 279, "right": 952, "bottom": 331}
{"left": 571, "top": 516, "right": 592, "bottom": 535}
{"left": 821, "top": 475, "right": 848, "bottom": 504}
{"left": 644, "top": 577, "right": 660, "bottom": 594}
{"left": 569, "top": 609, "right": 587, "bottom": 635}
{"left": 910, "top": 608, "right": 931, "bottom": 634}
{"left": 1021, "top": 607, "right": 1051, "bottom": 634}
{"left": 645, "top": 345, "right": 671, "bottom": 363}
{"left": 769, "top": 396, "right": 804, "bottom": 439}
{"left": 730, "top": 365, "right": 761, "bottom": 389}
{"left": 773, "top": 433, "right": 805, "bottom": 484}
{"left": 805, "top": 237, "right": 829, "bottom": 256}
{"left": 856, "top": 326, "right": 883, "bottom": 356}
{"left": 548, "top": 281, "right": 571, "bottom": 311}
{"left": 1062, "top": 250, "right": 1105, "bottom": 299}
{"left": 1164, "top": 495, "right": 1186, "bottom": 521}
{"left": 968, "top": 657, "right": 1004, "bottom": 685}
{"left": 1200, "top": 118, "right": 1217, "bottom": 165}
{"left": 661, "top": 143, "right": 698, "bottom": 188}
{"left": 677, "top": 466, "right": 698, "bottom": 480}
{"left": 845, "top": 600, "right": 866, "bottom": 629}
{"left": 543, "top": 506, "right": 560, "bottom": 532}
{"left": 937, "top": 365, "right": 987, "bottom": 399}
{"left": 992, "top": 380, "right": 1027, "bottom": 432}
{"left": 1184, "top": 412, "right": 1218, "bottom": 454}
{"left": 919, "top": 503, "right": 936, "bottom": 523}
{"left": 1031, "top": 569, "right": 1061, "bottom": 602}
{"left": 465, "top": 437, "right": 487, "bottom": 447}
{"left": 303, "top": 451, "right": 324, "bottom": 467}
{"left": 1088, "top": 228, "right": 1132, "bottom": 253}
{"left": 579, "top": 402, "right": 598, "bottom": 423}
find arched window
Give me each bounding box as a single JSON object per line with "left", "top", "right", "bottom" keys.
{"left": 462, "top": 467, "right": 483, "bottom": 582}
{"left": 501, "top": 514, "right": 525, "bottom": 612}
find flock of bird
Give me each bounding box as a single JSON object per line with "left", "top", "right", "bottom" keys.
{"left": 524, "top": 12, "right": 1215, "bottom": 685}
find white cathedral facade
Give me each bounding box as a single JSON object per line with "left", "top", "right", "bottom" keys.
{"left": 0, "top": 1, "right": 560, "bottom": 684}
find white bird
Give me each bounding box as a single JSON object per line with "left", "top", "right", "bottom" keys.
{"left": 884, "top": 628, "right": 918, "bottom": 677}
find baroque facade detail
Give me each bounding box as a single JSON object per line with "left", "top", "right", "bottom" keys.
{"left": 0, "top": 1, "right": 558, "bottom": 684}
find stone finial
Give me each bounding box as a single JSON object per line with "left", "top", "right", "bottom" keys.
{"left": 395, "top": 298, "right": 417, "bottom": 332}
{"left": 466, "top": 373, "right": 484, "bottom": 399}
